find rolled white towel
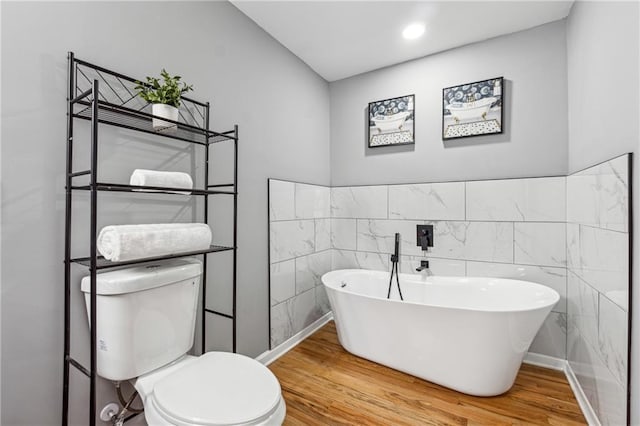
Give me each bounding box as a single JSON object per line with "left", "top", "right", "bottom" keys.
{"left": 97, "top": 223, "right": 212, "bottom": 262}
{"left": 130, "top": 169, "right": 193, "bottom": 194}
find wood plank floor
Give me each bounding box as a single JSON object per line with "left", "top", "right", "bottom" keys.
{"left": 269, "top": 321, "right": 586, "bottom": 425}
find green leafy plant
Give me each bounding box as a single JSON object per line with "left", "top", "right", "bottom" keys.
{"left": 135, "top": 69, "right": 193, "bottom": 108}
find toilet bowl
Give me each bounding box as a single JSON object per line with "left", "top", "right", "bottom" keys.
{"left": 135, "top": 353, "right": 286, "bottom": 426}
{"left": 80, "top": 259, "right": 286, "bottom": 425}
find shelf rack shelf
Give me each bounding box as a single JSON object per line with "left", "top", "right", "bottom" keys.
{"left": 70, "top": 182, "right": 236, "bottom": 196}
{"left": 62, "top": 52, "right": 238, "bottom": 426}
{"left": 70, "top": 245, "right": 234, "bottom": 270}
{"left": 72, "top": 100, "right": 236, "bottom": 145}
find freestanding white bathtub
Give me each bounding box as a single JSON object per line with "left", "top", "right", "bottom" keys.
{"left": 321, "top": 269, "right": 559, "bottom": 396}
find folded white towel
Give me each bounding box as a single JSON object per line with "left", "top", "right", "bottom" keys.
{"left": 97, "top": 223, "right": 212, "bottom": 262}
{"left": 130, "top": 169, "right": 193, "bottom": 193}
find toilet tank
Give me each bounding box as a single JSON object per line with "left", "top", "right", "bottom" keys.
{"left": 80, "top": 259, "right": 202, "bottom": 381}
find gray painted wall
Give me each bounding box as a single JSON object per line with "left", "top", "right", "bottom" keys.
{"left": 329, "top": 20, "right": 568, "bottom": 186}
{"left": 566, "top": 2, "right": 639, "bottom": 424}
{"left": 567, "top": 1, "right": 639, "bottom": 173}
{"left": 1, "top": 1, "right": 329, "bottom": 424}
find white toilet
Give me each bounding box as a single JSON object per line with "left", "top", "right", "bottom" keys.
{"left": 81, "top": 259, "right": 286, "bottom": 425}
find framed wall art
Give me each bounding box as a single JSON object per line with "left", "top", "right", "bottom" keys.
{"left": 368, "top": 94, "right": 415, "bottom": 148}
{"left": 442, "top": 77, "right": 503, "bottom": 140}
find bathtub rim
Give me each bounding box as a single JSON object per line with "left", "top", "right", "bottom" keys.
{"left": 321, "top": 268, "right": 560, "bottom": 315}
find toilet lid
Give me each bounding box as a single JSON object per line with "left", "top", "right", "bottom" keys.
{"left": 152, "top": 352, "right": 282, "bottom": 425}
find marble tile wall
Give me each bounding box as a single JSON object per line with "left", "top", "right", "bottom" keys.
{"left": 566, "top": 154, "right": 630, "bottom": 426}
{"left": 269, "top": 180, "right": 332, "bottom": 348}
{"left": 329, "top": 177, "right": 568, "bottom": 359}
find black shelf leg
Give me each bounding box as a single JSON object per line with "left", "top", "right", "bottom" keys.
{"left": 202, "top": 103, "right": 210, "bottom": 354}
{"left": 233, "top": 124, "right": 238, "bottom": 353}
{"left": 89, "top": 79, "right": 99, "bottom": 426}
{"left": 201, "top": 116, "right": 209, "bottom": 353}
{"left": 62, "top": 51, "right": 74, "bottom": 426}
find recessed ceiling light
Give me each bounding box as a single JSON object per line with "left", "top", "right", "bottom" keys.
{"left": 402, "top": 23, "right": 425, "bottom": 40}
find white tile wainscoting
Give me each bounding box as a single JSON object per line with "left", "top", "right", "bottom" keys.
{"left": 566, "top": 154, "right": 630, "bottom": 426}
{"left": 269, "top": 180, "right": 333, "bottom": 348}
{"left": 268, "top": 154, "right": 630, "bottom": 426}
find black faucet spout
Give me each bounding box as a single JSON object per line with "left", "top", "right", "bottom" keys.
{"left": 416, "top": 260, "right": 430, "bottom": 272}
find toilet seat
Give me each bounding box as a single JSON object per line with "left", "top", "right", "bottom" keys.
{"left": 137, "top": 352, "right": 285, "bottom": 426}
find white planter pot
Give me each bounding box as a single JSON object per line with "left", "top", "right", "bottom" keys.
{"left": 151, "top": 103, "right": 179, "bottom": 132}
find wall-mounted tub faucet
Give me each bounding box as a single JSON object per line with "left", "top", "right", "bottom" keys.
{"left": 416, "top": 224, "right": 434, "bottom": 251}
{"left": 415, "top": 260, "right": 429, "bottom": 272}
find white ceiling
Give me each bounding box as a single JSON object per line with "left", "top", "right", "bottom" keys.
{"left": 231, "top": 1, "right": 574, "bottom": 82}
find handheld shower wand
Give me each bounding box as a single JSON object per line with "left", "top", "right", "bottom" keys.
{"left": 391, "top": 232, "right": 399, "bottom": 263}
{"left": 387, "top": 233, "right": 403, "bottom": 300}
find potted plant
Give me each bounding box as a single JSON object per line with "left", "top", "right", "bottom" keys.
{"left": 135, "top": 69, "right": 193, "bottom": 131}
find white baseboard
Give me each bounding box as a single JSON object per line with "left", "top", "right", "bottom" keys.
{"left": 564, "top": 362, "right": 601, "bottom": 426}
{"left": 256, "top": 312, "right": 333, "bottom": 366}
{"left": 523, "top": 352, "right": 566, "bottom": 371}
{"left": 524, "top": 352, "right": 599, "bottom": 426}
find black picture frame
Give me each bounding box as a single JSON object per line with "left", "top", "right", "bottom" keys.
{"left": 442, "top": 77, "right": 504, "bottom": 140}
{"left": 368, "top": 94, "right": 415, "bottom": 148}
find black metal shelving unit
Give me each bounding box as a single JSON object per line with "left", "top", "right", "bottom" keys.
{"left": 63, "top": 52, "right": 238, "bottom": 426}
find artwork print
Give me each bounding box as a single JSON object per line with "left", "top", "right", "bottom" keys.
{"left": 368, "top": 95, "right": 415, "bottom": 147}
{"left": 442, "top": 77, "right": 503, "bottom": 140}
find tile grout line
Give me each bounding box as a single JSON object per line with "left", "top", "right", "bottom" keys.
{"left": 569, "top": 220, "right": 629, "bottom": 235}
{"left": 333, "top": 247, "right": 566, "bottom": 269}
{"left": 312, "top": 217, "right": 568, "bottom": 224}
{"left": 569, "top": 267, "right": 628, "bottom": 312}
